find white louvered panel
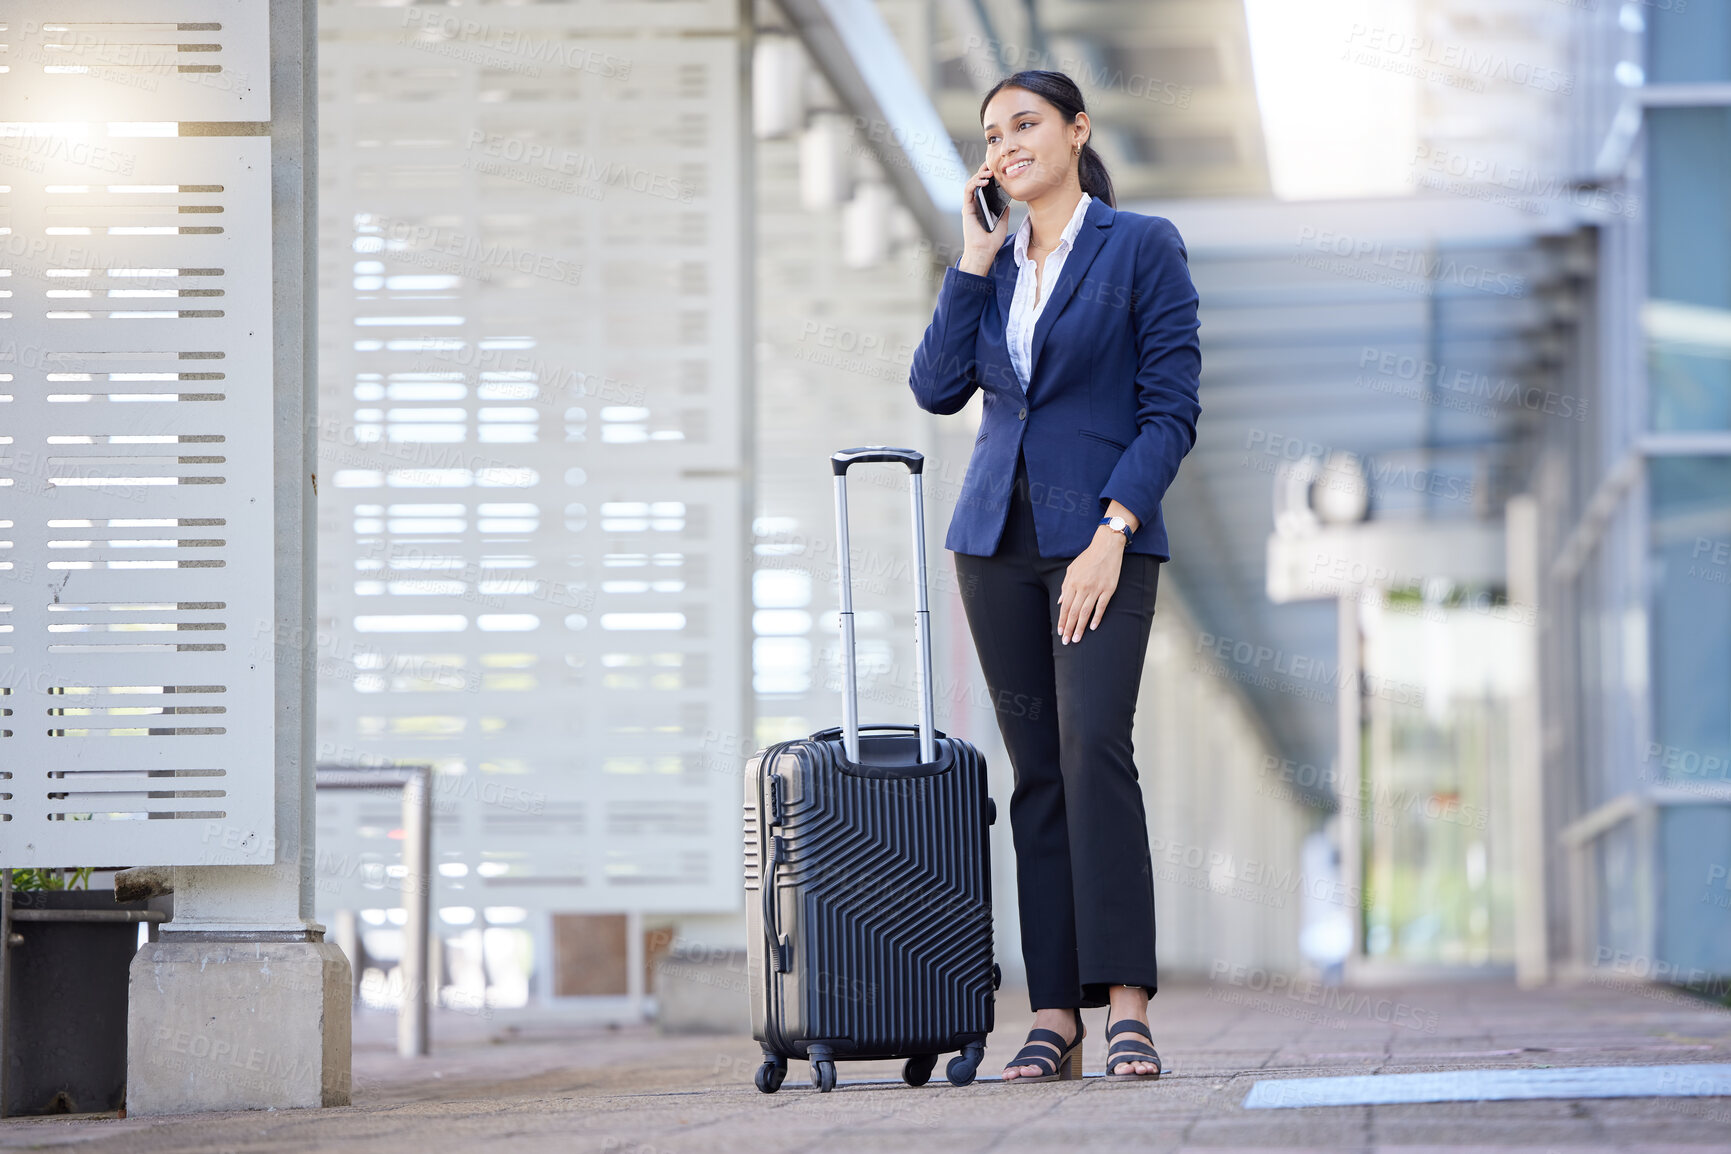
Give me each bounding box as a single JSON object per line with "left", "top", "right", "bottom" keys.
{"left": 0, "top": 2, "right": 268, "bottom": 122}
{"left": 314, "top": 16, "right": 744, "bottom": 917}
{"left": 314, "top": 483, "right": 742, "bottom": 912}
{"left": 332, "top": 0, "right": 738, "bottom": 37}
{"left": 0, "top": 137, "right": 275, "bottom": 865}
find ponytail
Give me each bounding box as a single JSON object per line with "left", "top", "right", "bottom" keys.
{"left": 979, "top": 70, "right": 1115, "bottom": 209}
{"left": 1077, "top": 141, "right": 1115, "bottom": 208}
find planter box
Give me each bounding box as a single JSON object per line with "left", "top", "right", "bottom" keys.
{"left": 4, "top": 889, "right": 145, "bottom": 1116}
{"left": 654, "top": 945, "right": 751, "bottom": 1035}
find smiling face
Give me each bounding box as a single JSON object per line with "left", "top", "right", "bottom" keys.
{"left": 981, "top": 87, "right": 1088, "bottom": 203}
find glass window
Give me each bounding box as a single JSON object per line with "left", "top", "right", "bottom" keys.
{"left": 1648, "top": 457, "right": 1731, "bottom": 786}
{"left": 1647, "top": 4, "right": 1731, "bottom": 85}
{"left": 1359, "top": 592, "right": 1519, "bottom": 967}
{"left": 1647, "top": 108, "right": 1731, "bottom": 431}
{"left": 1657, "top": 806, "right": 1731, "bottom": 974}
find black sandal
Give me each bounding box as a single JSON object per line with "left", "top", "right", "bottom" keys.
{"left": 1002, "top": 1007, "right": 1084, "bottom": 1083}
{"left": 1103, "top": 1016, "right": 1162, "bottom": 1079}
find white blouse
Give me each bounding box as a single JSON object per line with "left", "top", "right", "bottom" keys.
{"left": 1005, "top": 192, "right": 1092, "bottom": 392}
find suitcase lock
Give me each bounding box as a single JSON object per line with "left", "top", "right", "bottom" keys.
{"left": 767, "top": 772, "right": 784, "bottom": 827}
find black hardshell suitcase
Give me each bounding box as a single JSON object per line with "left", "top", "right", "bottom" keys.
{"left": 744, "top": 447, "right": 998, "bottom": 1094}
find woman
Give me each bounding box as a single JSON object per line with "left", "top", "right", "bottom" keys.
{"left": 907, "top": 70, "right": 1200, "bottom": 1082}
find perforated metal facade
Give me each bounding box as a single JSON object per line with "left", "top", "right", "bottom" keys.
{"left": 313, "top": 1, "right": 748, "bottom": 917}
{"left": 0, "top": 6, "right": 277, "bottom": 865}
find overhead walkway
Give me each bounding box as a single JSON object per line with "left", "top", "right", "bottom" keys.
{"left": 1137, "top": 194, "right": 1584, "bottom": 773}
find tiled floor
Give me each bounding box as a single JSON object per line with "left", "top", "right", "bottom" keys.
{"left": 4, "top": 979, "right": 1730, "bottom": 1152}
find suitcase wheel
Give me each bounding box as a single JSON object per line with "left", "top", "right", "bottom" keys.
{"left": 902, "top": 1054, "right": 939, "bottom": 1087}
{"left": 754, "top": 1058, "right": 787, "bottom": 1094}
{"left": 946, "top": 1042, "right": 985, "bottom": 1087}
{"left": 804, "top": 1044, "right": 838, "bottom": 1092}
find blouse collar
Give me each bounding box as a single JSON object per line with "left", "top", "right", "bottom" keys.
{"left": 1012, "top": 191, "right": 1093, "bottom": 266}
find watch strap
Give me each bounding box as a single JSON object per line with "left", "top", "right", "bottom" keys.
{"left": 1099, "top": 516, "right": 1132, "bottom": 545}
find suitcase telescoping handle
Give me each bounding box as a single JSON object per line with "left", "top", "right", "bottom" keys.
{"left": 830, "top": 447, "right": 936, "bottom": 765}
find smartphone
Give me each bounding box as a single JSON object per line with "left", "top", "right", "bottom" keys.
{"left": 974, "top": 178, "right": 1007, "bottom": 233}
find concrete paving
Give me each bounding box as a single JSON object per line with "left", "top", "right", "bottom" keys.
{"left": 4, "top": 978, "right": 1731, "bottom": 1152}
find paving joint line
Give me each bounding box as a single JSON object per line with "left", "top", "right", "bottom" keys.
{"left": 978, "top": 1074, "right": 1092, "bottom": 1154}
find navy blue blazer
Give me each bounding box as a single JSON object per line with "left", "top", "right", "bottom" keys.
{"left": 908, "top": 199, "right": 1200, "bottom": 560}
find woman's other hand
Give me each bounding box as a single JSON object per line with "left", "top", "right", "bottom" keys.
{"left": 1057, "top": 502, "right": 1140, "bottom": 643}
{"left": 959, "top": 162, "right": 1005, "bottom": 276}
{"left": 1056, "top": 529, "right": 1126, "bottom": 644}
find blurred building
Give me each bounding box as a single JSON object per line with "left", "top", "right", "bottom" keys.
{"left": 305, "top": 0, "right": 1729, "bottom": 1017}
{"left": 1539, "top": 2, "right": 1731, "bottom": 988}
{"left": 312, "top": 0, "right": 752, "bottom": 1016}
{"left": 747, "top": 0, "right": 1308, "bottom": 991}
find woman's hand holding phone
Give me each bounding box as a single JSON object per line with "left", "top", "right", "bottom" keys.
{"left": 958, "top": 162, "right": 1005, "bottom": 277}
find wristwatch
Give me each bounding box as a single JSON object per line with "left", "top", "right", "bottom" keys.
{"left": 1099, "top": 515, "right": 1133, "bottom": 545}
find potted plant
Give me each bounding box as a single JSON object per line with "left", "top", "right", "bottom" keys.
{"left": 3, "top": 868, "right": 151, "bottom": 1116}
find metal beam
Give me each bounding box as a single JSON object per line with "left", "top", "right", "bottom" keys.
{"left": 399, "top": 769, "right": 432, "bottom": 1059}
{"left": 1129, "top": 195, "right": 1577, "bottom": 251}
{"left": 315, "top": 766, "right": 433, "bottom": 1057}
{"left": 776, "top": 0, "right": 967, "bottom": 246}
{"left": 938, "top": 0, "right": 1004, "bottom": 70}
{"left": 1267, "top": 522, "right": 1506, "bottom": 603}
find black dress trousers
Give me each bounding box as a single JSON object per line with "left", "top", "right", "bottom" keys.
{"left": 953, "top": 454, "right": 1161, "bottom": 1010}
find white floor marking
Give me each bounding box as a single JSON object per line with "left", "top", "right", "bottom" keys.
{"left": 1242, "top": 1063, "right": 1731, "bottom": 1108}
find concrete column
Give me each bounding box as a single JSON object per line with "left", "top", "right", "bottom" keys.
{"left": 398, "top": 771, "right": 431, "bottom": 1059}
{"left": 1507, "top": 495, "right": 1550, "bottom": 986}
{"left": 126, "top": 0, "right": 351, "bottom": 1115}
{"left": 1336, "top": 594, "right": 1366, "bottom": 974}
{"left": 330, "top": 910, "right": 362, "bottom": 1005}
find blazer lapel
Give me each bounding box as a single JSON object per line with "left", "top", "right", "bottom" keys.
{"left": 992, "top": 241, "right": 1017, "bottom": 321}
{"left": 1027, "top": 200, "right": 1114, "bottom": 395}
{"left": 982, "top": 243, "right": 1019, "bottom": 394}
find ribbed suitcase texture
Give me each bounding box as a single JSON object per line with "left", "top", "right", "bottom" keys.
{"left": 743, "top": 447, "right": 996, "bottom": 1093}
{"left": 744, "top": 728, "right": 995, "bottom": 1090}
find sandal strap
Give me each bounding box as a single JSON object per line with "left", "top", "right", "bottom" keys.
{"left": 1008, "top": 1018, "right": 1080, "bottom": 1073}
{"left": 1105, "top": 1017, "right": 1153, "bottom": 1041}
{"left": 1108, "top": 1057, "right": 1162, "bottom": 1074}
{"left": 1006, "top": 1048, "right": 1057, "bottom": 1075}
{"left": 1106, "top": 1038, "right": 1162, "bottom": 1072}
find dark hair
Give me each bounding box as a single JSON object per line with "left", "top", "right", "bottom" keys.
{"left": 978, "top": 70, "right": 1114, "bottom": 208}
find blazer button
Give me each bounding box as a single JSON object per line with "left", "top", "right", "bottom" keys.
{"left": 1017, "top": 406, "right": 1027, "bottom": 421}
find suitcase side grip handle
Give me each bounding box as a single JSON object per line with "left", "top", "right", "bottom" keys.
{"left": 765, "top": 835, "right": 790, "bottom": 973}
